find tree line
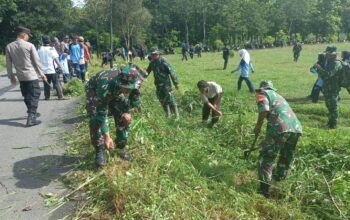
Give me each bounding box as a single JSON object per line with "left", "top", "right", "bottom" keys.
{"left": 1, "top": 0, "right": 350, "bottom": 53}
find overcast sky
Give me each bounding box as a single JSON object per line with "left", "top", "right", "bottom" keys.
{"left": 72, "top": 0, "right": 85, "bottom": 7}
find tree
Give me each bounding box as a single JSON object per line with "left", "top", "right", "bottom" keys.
{"left": 112, "top": 0, "right": 152, "bottom": 49}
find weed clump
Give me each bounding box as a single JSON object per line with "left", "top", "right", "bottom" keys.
{"left": 63, "top": 79, "right": 85, "bottom": 97}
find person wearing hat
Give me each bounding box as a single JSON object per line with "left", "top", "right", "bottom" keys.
{"left": 5, "top": 26, "right": 48, "bottom": 127}
{"left": 197, "top": 80, "right": 223, "bottom": 128}
{"left": 254, "top": 80, "right": 302, "bottom": 197}
{"left": 37, "top": 35, "right": 67, "bottom": 100}
{"left": 146, "top": 47, "right": 180, "bottom": 119}
{"left": 86, "top": 64, "right": 143, "bottom": 166}
{"left": 313, "top": 45, "right": 343, "bottom": 129}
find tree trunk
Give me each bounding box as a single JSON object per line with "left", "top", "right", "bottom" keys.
{"left": 185, "top": 21, "right": 189, "bottom": 45}
{"left": 203, "top": 9, "right": 206, "bottom": 45}
{"left": 109, "top": 0, "right": 113, "bottom": 50}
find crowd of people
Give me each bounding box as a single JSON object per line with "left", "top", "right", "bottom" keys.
{"left": 5, "top": 25, "right": 350, "bottom": 199}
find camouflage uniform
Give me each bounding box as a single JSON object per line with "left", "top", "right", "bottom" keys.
{"left": 316, "top": 46, "right": 343, "bottom": 128}
{"left": 255, "top": 81, "right": 302, "bottom": 196}
{"left": 147, "top": 52, "right": 180, "bottom": 117}
{"left": 293, "top": 42, "right": 302, "bottom": 62}
{"left": 85, "top": 65, "right": 139, "bottom": 166}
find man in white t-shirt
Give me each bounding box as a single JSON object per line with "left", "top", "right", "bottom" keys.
{"left": 197, "top": 80, "right": 223, "bottom": 127}
{"left": 37, "top": 35, "right": 67, "bottom": 100}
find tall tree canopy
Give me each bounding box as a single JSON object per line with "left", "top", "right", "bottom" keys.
{"left": 1, "top": 0, "right": 350, "bottom": 52}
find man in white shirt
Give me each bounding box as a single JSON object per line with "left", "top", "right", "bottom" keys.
{"left": 37, "top": 35, "right": 67, "bottom": 100}
{"left": 197, "top": 80, "right": 223, "bottom": 128}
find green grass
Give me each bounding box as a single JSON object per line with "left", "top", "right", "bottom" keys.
{"left": 0, "top": 54, "right": 5, "bottom": 72}
{"left": 62, "top": 44, "right": 350, "bottom": 219}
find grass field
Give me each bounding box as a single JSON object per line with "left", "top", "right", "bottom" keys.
{"left": 61, "top": 43, "right": 350, "bottom": 219}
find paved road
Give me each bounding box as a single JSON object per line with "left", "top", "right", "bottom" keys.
{"left": 0, "top": 73, "right": 80, "bottom": 220}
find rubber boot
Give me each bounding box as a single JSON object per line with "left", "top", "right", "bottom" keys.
{"left": 171, "top": 104, "right": 180, "bottom": 120}
{"left": 95, "top": 146, "right": 106, "bottom": 167}
{"left": 26, "top": 114, "right": 41, "bottom": 127}
{"left": 258, "top": 182, "right": 270, "bottom": 198}
{"left": 166, "top": 104, "right": 171, "bottom": 118}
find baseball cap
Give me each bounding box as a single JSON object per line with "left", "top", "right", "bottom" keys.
{"left": 118, "top": 65, "right": 138, "bottom": 89}
{"left": 256, "top": 80, "right": 277, "bottom": 92}
{"left": 150, "top": 47, "right": 160, "bottom": 55}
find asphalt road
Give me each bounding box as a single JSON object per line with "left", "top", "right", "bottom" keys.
{"left": 0, "top": 73, "right": 80, "bottom": 220}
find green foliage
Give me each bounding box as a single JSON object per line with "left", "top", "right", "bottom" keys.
{"left": 276, "top": 30, "right": 288, "bottom": 43}
{"left": 62, "top": 43, "right": 350, "bottom": 219}
{"left": 0, "top": 55, "right": 5, "bottom": 71}
{"left": 163, "top": 30, "right": 180, "bottom": 48}
{"left": 213, "top": 39, "right": 224, "bottom": 51}
{"left": 264, "top": 35, "right": 274, "bottom": 44}
{"left": 62, "top": 79, "right": 85, "bottom": 97}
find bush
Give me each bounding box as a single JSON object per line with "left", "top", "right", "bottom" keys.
{"left": 62, "top": 78, "right": 85, "bottom": 97}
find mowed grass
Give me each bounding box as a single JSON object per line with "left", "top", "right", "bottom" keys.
{"left": 63, "top": 44, "right": 350, "bottom": 219}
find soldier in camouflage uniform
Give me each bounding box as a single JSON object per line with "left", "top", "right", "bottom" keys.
{"left": 293, "top": 41, "right": 302, "bottom": 62}
{"left": 146, "top": 47, "right": 180, "bottom": 119}
{"left": 85, "top": 64, "right": 143, "bottom": 167}
{"left": 313, "top": 46, "right": 342, "bottom": 129}
{"left": 254, "top": 80, "right": 302, "bottom": 197}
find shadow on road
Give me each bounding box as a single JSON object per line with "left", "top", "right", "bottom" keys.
{"left": 62, "top": 115, "right": 86, "bottom": 124}
{"left": 0, "top": 98, "right": 24, "bottom": 102}
{"left": 13, "top": 155, "right": 77, "bottom": 189}
{"left": 0, "top": 116, "right": 27, "bottom": 127}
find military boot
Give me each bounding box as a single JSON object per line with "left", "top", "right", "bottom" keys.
{"left": 120, "top": 151, "right": 132, "bottom": 161}
{"left": 95, "top": 146, "right": 106, "bottom": 167}
{"left": 26, "top": 114, "right": 42, "bottom": 127}
{"left": 258, "top": 182, "right": 270, "bottom": 198}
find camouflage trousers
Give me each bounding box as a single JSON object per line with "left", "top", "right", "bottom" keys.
{"left": 258, "top": 132, "right": 300, "bottom": 184}
{"left": 323, "top": 90, "right": 339, "bottom": 128}
{"left": 156, "top": 85, "right": 177, "bottom": 114}
{"left": 129, "top": 89, "right": 141, "bottom": 109}
{"left": 86, "top": 88, "right": 129, "bottom": 149}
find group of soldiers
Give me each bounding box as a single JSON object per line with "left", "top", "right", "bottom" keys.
{"left": 86, "top": 47, "right": 179, "bottom": 166}
{"left": 85, "top": 44, "right": 350, "bottom": 198}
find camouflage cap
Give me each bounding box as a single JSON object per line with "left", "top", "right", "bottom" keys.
{"left": 118, "top": 65, "right": 138, "bottom": 89}
{"left": 256, "top": 80, "right": 277, "bottom": 92}
{"left": 150, "top": 47, "right": 160, "bottom": 55}
{"left": 325, "top": 45, "right": 337, "bottom": 54}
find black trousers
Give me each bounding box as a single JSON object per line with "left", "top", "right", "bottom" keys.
{"left": 223, "top": 57, "right": 228, "bottom": 69}
{"left": 19, "top": 80, "right": 41, "bottom": 115}
{"left": 44, "top": 74, "right": 63, "bottom": 99}
{"left": 202, "top": 94, "right": 221, "bottom": 124}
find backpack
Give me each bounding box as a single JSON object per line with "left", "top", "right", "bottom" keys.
{"left": 340, "top": 61, "right": 350, "bottom": 92}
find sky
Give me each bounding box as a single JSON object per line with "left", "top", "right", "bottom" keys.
{"left": 72, "top": 0, "right": 85, "bottom": 7}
